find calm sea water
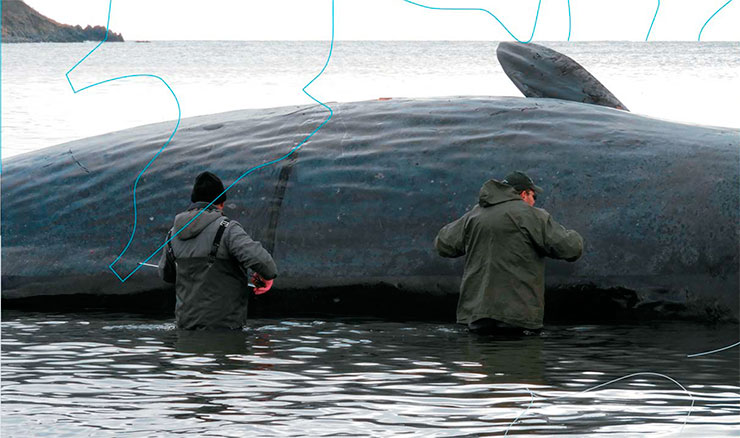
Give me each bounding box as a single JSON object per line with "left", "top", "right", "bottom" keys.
{"left": 2, "top": 311, "right": 739, "bottom": 437}
{"left": 2, "top": 41, "right": 739, "bottom": 159}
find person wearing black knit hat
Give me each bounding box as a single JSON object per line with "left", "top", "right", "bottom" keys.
{"left": 158, "top": 171, "right": 278, "bottom": 330}
{"left": 434, "top": 170, "right": 583, "bottom": 335}
{"left": 190, "top": 171, "right": 227, "bottom": 205}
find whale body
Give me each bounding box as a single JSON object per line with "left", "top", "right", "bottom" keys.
{"left": 2, "top": 95, "right": 738, "bottom": 321}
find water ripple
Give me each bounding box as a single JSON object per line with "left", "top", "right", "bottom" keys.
{"left": 2, "top": 312, "right": 738, "bottom": 437}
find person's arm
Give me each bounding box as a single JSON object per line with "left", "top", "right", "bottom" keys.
{"left": 533, "top": 211, "right": 583, "bottom": 262}
{"left": 225, "top": 222, "right": 278, "bottom": 280}
{"left": 157, "top": 230, "right": 177, "bottom": 283}
{"left": 434, "top": 214, "right": 467, "bottom": 258}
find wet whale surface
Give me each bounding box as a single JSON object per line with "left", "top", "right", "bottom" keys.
{"left": 2, "top": 95, "right": 738, "bottom": 321}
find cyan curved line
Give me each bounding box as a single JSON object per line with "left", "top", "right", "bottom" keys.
{"left": 687, "top": 340, "right": 740, "bottom": 357}
{"left": 506, "top": 372, "right": 694, "bottom": 435}
{"left": 401, "top": 0, "right": 542, "bottom": 44}
{"left": 645, "top": 0, "right": 660, "bottom": 41}
{"left": 65, "top": 0, "right": 182, "bottom": 282}
{"left": 64, "top": 0, "right": 113, "bottom": 92}
{"left": 119, "top": 0, "right": 336, "bottom": 282}
{"left": 102, "top": 74, "right": 180, "bottom": 281}
{"left": 698, "top": 0, "right": 735, "bottom": 41}
{"left": 567, "top": 0, "right": 572, "bottom": 41}
{"left": 505, "top": 387, "right": 534, "bottom": 436}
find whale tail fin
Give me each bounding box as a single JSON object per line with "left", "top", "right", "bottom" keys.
{"left": 497, "top": 42, "right": 629, "bottom": 111}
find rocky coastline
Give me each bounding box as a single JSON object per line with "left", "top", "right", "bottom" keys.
{"left": 2, "top": 0, "right": 123, "bottom": 43}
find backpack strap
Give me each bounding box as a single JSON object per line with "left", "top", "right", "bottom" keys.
{"left": 160, "top": 230, "right": 178, "bottom": 283}
{"left": 208, "top": 218, "right": 231, "bottom": 264}
{"left": 166, "top": 230, "right": 176, "bottom": 262}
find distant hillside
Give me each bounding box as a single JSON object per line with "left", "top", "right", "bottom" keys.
{"left": 2, "top": 0, "right": 124, "bottom": 43}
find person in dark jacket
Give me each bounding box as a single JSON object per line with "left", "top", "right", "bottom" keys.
{"left": 158, "top": 171, "right": 277, "bottom": 330}
{"left": 434, "top": 171, "right": 583, "bottom": 334}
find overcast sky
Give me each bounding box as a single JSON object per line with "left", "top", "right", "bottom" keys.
{"left": 22, "top": 0, "right": 739, "bottom": 41}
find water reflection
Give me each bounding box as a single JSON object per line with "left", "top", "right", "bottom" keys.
{"left": 2, "top": 311, "right": 738, "bottom": 437}
{"left": 175, "top": 329, "right": 253, "bottom": 355}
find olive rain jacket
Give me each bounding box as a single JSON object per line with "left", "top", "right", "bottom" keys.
{"left": 435, "top": 180, "right": 583, "bottom": 329}
{"left": 158, "top": 202, "right": 277, "bottom": 330}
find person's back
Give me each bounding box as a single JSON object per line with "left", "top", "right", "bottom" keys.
{"left": 158, "top": 172, "right": 277, "bottom": 330}
{"left": 435, "top": 172, "right": 583, "bottom": 331}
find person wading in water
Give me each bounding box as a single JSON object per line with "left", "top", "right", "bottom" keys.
{"left": 435, "top": 171, "right": 583, "bottom": 335}
{"left": 158, "top": 171, "right": 277, "bottom": 330}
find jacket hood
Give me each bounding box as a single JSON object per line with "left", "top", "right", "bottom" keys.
{"left": 479, "top": 179, "right": 523, "bottom": 207}
{"left": 173, "top": 202, "right": 225, "bottom": 240}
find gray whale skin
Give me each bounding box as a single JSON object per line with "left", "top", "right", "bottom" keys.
{"left": 496, "top": 42, "right": 629, "bottom": 111}
{"left": 2, "top": 95, "right": 738, "bottom": 322}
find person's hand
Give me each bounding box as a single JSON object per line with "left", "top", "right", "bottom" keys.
{"left": 251, "top": 273, "right": 273, "bottom": 295}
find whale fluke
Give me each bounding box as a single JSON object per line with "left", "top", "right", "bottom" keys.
{"left": 497, "top": 42, "right": 629, "bottom": 111}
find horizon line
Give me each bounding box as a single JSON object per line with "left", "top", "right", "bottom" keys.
{"left": 4, "top": 39, "right": 738, "bottom": 43}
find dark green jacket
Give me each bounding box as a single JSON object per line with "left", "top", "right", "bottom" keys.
{"left": 158, "top": 202, "right": 277, "bottom": 330}
{"left": 435, "top": 180, "right": 583, "bottom": 329}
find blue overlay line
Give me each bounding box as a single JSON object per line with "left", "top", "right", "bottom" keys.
{"left": 116, "top": 0, "right": 336, "bottom": 282}
{"left": 64, "top": 0, "right": 182, "bottom": 283}
{"left": 65, "top": 1, "right": 334, "bottom": 282}
{"left": 687, "top": 341, "right": 740, "bottom": 357}
{"left": 401, "top": 0, "right": 542, "bottom": 44}
{"left": 505, "top": 372, "right": 694, "bottom": 435}
{"left": 567, "top": 0, "right": 571, "bottom": 41}
{"left": 698, "top": 0, "right": 735, "bottom": 41}
{"left": 645, "top": 0, "right": 660, "bottom": 41}
{"left": 505, "top": 386, "right": 534, "bottom": 436}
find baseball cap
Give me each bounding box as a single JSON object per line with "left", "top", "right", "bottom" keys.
{"left": 501, "top": 171, "right": 543, "bottom": 193}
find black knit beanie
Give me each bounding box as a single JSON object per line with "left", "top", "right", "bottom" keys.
{"left": 191, "top": 171, "right": 227, "bottom": 204}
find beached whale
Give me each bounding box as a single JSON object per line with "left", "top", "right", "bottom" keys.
{"left": 2, "top": 41, "right": 738, "bottom": 321}
{"left": 2, "top": 95, "right": 737, "bottom": 321}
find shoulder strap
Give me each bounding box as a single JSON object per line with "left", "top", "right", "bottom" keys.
{"left": 166, "top": 230, "right": 176, "bottom": 262}
{"left": 208, "top": 218, "right": 231, "bottom": 264}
